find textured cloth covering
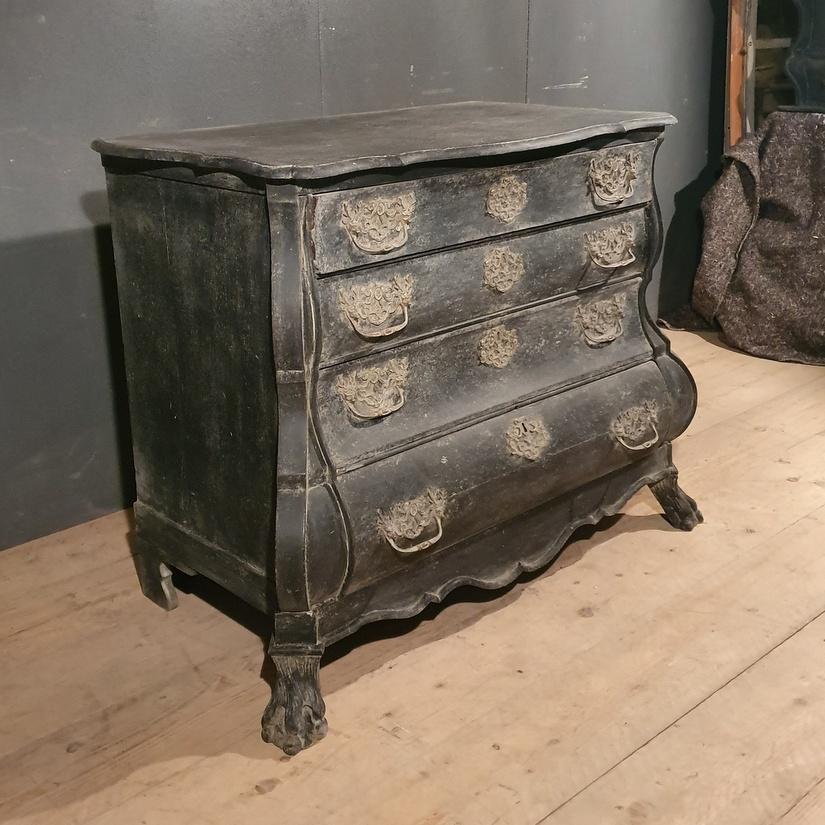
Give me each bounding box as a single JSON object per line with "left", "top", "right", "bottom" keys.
{"left": 693, "top": 111, "right": 825, "bottom": 364}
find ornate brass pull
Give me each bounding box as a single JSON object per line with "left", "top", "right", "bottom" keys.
{"left": 340, "top": 192, "right": 416, "bottom": 253}
{"left": 338, "top": 275, "right": 413, "bottom": 339}
{"left": 483, "top": 247, "right": 525, "bottom": 293}
{"left": 611, "top": 402, "right": 659, "bottom": 451}
{"left": 588, "top": 150, "right": 641, "bottom": 207}
{"left": 335, "top": 358, "right": 408, "bottom": 420}
{"left": 486, "top": 175, "right": 528, "bottom": 223}
{"left": 586, "top": 222, "right": 637, "bottom": 269}
{"left": 506, "top": 417, "right": 551, "bottom": 461}
{"left": 575, "top": 294, "right": 626, "bottom": 347}
{"left": 478, "top": 325, "right": 519, "bottom": 368}
{"left": 378, "top": 488, "right": 448, "bottom": 554}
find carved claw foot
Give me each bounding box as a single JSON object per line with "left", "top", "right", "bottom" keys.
{"left": 649, "top": 471, "right": 704, "bottom": 531}
{"left": 261, "top": 654, "right": 328, "bottom": 755}
{"left": 133, "top": 549, "right": 178, "bottom": 610}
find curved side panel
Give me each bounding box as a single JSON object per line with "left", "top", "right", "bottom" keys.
{"left": 268, "top": 184, "right": 350, "bottom": 613}
{"left": 656, "top": 353, "right": 698, "bottom": 443}
{"left": 268, "top": 185, "right": 311, "bottom": 613}
{"left": 305, "top": 483, "right": 349, "bottom": 605}
{"left": 639, "top": 136, "right": 699, "bottom": 443}
{"left": 639, "top": 137, "right": 674, "bottom": 361}
{"left": 304, "top": 200, "right": 352, "bottom": 605}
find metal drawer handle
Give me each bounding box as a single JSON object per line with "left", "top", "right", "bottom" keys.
{"left": 378, "top": 488, "right": 447, "bottom": 554}
{"left": 611, "top": 402, "right": 659, "bottom": 451}
{"left": 340, "top": 192, "right": 416, "bottom": 253}
{"left": 588, "top": 150, "right": 641, "bottom": 207}
{"left": 387, "top": 516, "right": 443, "bottom": 554}
{"left": 335, "top": 358, "right": 408, "bottom": 420}
{"left": 615, "top": 423, "right": 659, "bottom": 451}
{"left": 338, "top": 275, "right": 413, "bottom": 339}
{"left": 585, "top": 222, "right": 637, "bottom": 269}
{"left": 575, "top": 294, "right": 626, "bottom": 347}
{"left": 348, "top": 306, "right": 408, "bottom": 339}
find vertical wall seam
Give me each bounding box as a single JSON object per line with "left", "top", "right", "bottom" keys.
{"left": 317, "top": 0, "right": 326, "bottom": 115}
{"left": 524, "top": 0, "right": 532, "bottom": 103}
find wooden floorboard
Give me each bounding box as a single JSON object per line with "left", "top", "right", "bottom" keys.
{"left": 2, "top": 331, "right": 825, "bottom": 825}
{"left": 542, "top": 604, "right": 825, "bottom": 825}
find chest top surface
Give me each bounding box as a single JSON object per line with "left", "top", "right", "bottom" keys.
{"left": 91, "top": 101, "right": 676, "bottom": 180}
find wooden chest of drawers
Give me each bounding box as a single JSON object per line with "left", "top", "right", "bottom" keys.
{"left": 93, "top": 101, "right": 702, "bottom": 755}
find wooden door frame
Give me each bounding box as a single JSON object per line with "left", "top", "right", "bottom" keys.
{"left": 727, "top": 0, "right": 758, "bottom": 149}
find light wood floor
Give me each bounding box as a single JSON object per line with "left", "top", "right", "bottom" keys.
{"left": 4, "top": 331, "right": 825, "bottom": 825}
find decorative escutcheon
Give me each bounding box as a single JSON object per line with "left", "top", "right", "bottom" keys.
{"left": 340, "top": 192, "right": 416, "bottom": 253}
{"left": 575, "top": 294, "right": 626, "bottom": 347}
{"left": 483, "top": 246, "right": 525, "bottom": 293}
{"left": 478, "top": 325, "right": 519, "bottom": 368}
{"left": 611, "top": 401, "right": 659, "bottom": 451}
{"left": 585, "top": 222, "right": 637, "bottom": 269}
{"left": 338, "top": 274, "right": 413, "bottom": 339}
{"left": 378, "top": 488, "right": 448, "bottom": 554}
{"left": 486, "top": 174, "right": 528, "bottom": 223}
{"left": 335, "top": 357, "right": 408, "bottom": 420}
{"left": 588, "top": 150, "right": 641, "bottom": 207}
{"left": 506, "top": 416, "right": 551, "bottom": 461}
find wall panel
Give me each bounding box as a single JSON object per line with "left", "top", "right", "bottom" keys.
{"left": 0, "top": 0, "right": 322, "bottom": 548}
{"left": 319, "top": 0, "right": 528, "bottom": 113}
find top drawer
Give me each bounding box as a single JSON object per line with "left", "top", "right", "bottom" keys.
{"left": 309, "top": 141, "right": 656, "bottom": 274}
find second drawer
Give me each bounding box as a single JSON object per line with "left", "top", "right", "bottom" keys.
{"left": 315, "top": 207, "right": 649, "bottom": 365}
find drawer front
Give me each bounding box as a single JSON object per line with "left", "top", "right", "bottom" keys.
{"left": 316, "top": 208, "right": 648, "bottom": 365}
{"left": 335, "top": 361, "right": 673, "bottom": 594}
{"left": 317, "top": 278, "right": 651, "bottom": 470}
{"left": 310, "top": 141, "right": 655, "bottom": 274}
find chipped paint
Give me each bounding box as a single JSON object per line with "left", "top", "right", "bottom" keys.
{"left": 544, "top": 75, "right": 590, "bottom": 91}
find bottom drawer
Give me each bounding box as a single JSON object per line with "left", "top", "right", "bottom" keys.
{"left": 335, "top": 360, "right": 674, "bottom": 594}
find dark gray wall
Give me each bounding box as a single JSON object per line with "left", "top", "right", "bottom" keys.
{"left": 0, "top": 0, "right": 323, "bottom": 550}
{"left": 0, "top": 0, "right": 725, "bottom": 549}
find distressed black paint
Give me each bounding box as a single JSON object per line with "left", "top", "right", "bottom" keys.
{"left": 95, "top": 102, "right": 701, "bottom": 754}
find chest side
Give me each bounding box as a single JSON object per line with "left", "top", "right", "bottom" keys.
{"left": 107, "top": 173, "right": 277, "bottom": 576}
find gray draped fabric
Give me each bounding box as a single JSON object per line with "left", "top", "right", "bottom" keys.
{"left": 693, "top": 111, "right": 825, "bottom": 364}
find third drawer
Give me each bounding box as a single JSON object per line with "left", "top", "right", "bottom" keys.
{"left": 317, "top": 276, "right": 652, "bottom": 470}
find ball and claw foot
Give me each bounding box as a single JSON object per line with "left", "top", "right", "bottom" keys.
{"left": 261, "top": 654, "right": 328, "bottom": 756}
{"left": 649, "top": 472, "right": 704, "bottom": 531}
